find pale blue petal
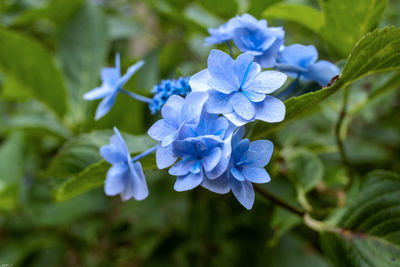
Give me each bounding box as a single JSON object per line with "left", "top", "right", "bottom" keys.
{"left": 232, "top": 139, "right": 250, "bottom": 160}
{"left": 111, "top": 127, "right": 129, "bottom": 155}
{"left": 241, "top": 90, "right": 266, "bottom": 102}
{"left": 231, "top": 127, "right": 246, "bottom": 147}
{"left": 277, "top": 44, "right": 318, "bottom": 68}
{"left": 180, "top": 92, "right": 208, "bottom": 125}
{"left": 230, "top": 166, "right": 245, "bottom": 181}
{"left": 207, "top": 77, "right": 237, "bottom": 94}
{"left": 201, "top": 174, "right": 230, "bottom": 194}
{"left": 129, "top": 161, "right": 149, "bottom": 201}
{"left": 156, "top": 144, "right": 177, "bottom": 169}
{"left": 231, "top": 180, "right": 255, "bottom": 210}
{"left": 254, "top": 96, "right": 285, "bottom": 123}
{"left": 202, "top": 147, "right": 222, "bottom": 172}
{"left": 207, "top": 50, "right": 236, "bottom": 89}
{"left": 100, "top": 145, "right": 125, "bottom": 164}
{"left": 224, "top": 112, "right": 252, "bottom": 126}
{"left": 304, "top": 60, "right": 340, "bottom": 86}
{"left": 241, "top": 166, "right": 271, "bottom": 183}
{"left": 243, "top": 70, "right": 287, "bottom": 94}
{"left": 248, "top": 140, "right": 274, "bottom": 167}
{"left": 234, "top": 53, "right": 259, "bottom": 85}
{"left": 161, "top": 95, "right": 184, "bottom": 127}
{"left": 230, "top": 92, "right": 255, "bottom": 120}
{"left": 83, "top": 86, "right": 113, "bottom": 100}
{"left": 101, "top": 68, "right": 119, "bottom": 86}
{"left": 204, "top": 90, "right": 234, "bottom": 114}
{"left": 116, "top": 60, "right": 145, "bottom": 88}
{"left": 169, "top": 160, "right": 195, "bottom": 176}
{"left": 205, "top": 138, "right": 231, "bottom": 179}
{"left": 104, "top": 164, "right": 128, "bottom": 196}
{"left": 174, "top": 172, "right": 203, "bottom": 192}
{"left": 189, "top": 69, "right": 213, "bottom": 92}
{"left": 147, "top": 120, "right": 177, "bottom": 145}
{"left": 95, "top": 93, "right": 117, "bottom": 120}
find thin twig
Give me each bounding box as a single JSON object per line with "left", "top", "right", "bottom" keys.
{"left": 253, "top": 184, "right": 305, "bottom": 216}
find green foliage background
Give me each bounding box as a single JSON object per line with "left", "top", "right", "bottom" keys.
{"left": 0, "top": 0, "right": 399, "bottom": 266}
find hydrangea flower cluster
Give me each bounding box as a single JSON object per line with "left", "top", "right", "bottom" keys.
{"left": 84, "top": 12, "right": 341, "bottom": 210}
{"left": 149, "top": 77, "right": 191, "bottom": 114}
{"left": 207, "top": 13, "right": 339, "bottom": 86}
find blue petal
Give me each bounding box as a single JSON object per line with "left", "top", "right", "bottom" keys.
{"left": 100, "top": 145, "right": 126, "bottom": 164}
{"left": 241, "top": 166, "right": 271, "bottom": 183}
{"left": 230, "top": 166, "right": 245, "bottom": 181}
{"left": 204, "top": 90, "right": 234, "bottom": 114}
{"left": 95, "top": 93, "right": 117, "bottom": 120}
{"left": 201, "top": 174, "right": 230, "bottom": 194}
{"left": 224, "top": 112, "right": 252, "bottom": 126}
{"left": 205, "top": 138, "right": 232, "bottom": 179}
{"left": 241, "top": 90, "right": 266, "bottom": 102}
{"left": 202, "top": 147, "right": 222, "bottom": 172}
{"left": 277, "top": 44, "right": 318, "bottom": 69}
{"left": 116, "top": 60, "right": 145, "bottom": 88}
{"left": 174, "top": 172, "right": 203, "bottom": 192}
{"left": 104, "top": 164, "right": 128, "bottom": 196}
{"left": 180, "top": 92, "right": 208, "bottom": 125}
{"left": 207, "top": 77, "right": 238, "bottom": 94}
{"left": 147, "top": 120, "right": 177, "bottom": 146}
{"left": 231, "top": 127, "right": 246, "bottom": 147}
{"left": 230, "top": 92, "right": 255, "bottom": 120}
{"left": 207, "top": 50, "right": 237, "bottom": 91}
{"left": 304, "top": 60, "right": 340, "bottom": 86}
{"left": 83, "top": 86, "right": 113, "bottom": 100}
{"left": 254, "top": 96, "right": 285, "bottom": 123}
{"left": 128, "top": 161, "right": 149, "bottom": 201}
{"left": 243, "top": 70, "right": 287, "bottom": 94}
{"left": 101, "top": 68, "right": 120, "bottom": 86}
{"left": 248, "top": 140, "right": 274, "bottom": 167}
{"left": 234, "top": 53, "right": 259, "bottom": 86}
{"left": 233, "top": 139, "right": 250, "bottom": 160}
{"left": 172, "top": 140, "right": 196, "bottom": 156}
{"left": 169, "top": 160, "right": 195, "bottom": 176}
{"left": 156, "top": 144, "right": 177, "bottom": 169}
{"left": 231, "top": 180, "right": 255, "bottom": 210}
{"left": 161, "top": 95, "right": 184, "bottom": 127}
{"left": 189, "top": 69, "right": 212, "bottom": 92}
{"left": 111, "top": 127, "right": 129, "bottom": 155}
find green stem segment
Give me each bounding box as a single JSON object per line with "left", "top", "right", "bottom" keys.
{"left": 253, "top": 184, "right": 305, "bottom": 217}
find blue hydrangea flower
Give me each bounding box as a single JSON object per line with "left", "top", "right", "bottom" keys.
{"left": 190, "top": 49, "right": 287, "bottom": 126}
{"left": 275, "top": 44, "right": 340, "bottom": 86}
{"left": 100, "top": 127, "right": 149, "bottom": 201}
{"left": 84, "top": 54, "right": 144, "bottom": 120}
{"left": 218, "top": 127, "right": 273, "bottom": 209}
{"left": 152, "top": 111, "right": 233, "bottom": 192}
{"left": 230, "top": 14, "right": 285, "bottom": 68}
{"left": 205, "top": 19, "right": 238, "bottom": 45}
{"left": 149, "top": 77, "right": 192, "bottom": 114}
{"left": 147, "top": 91, "right": 208, "bottom": 152}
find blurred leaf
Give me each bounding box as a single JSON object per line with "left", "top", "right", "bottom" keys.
{"left": 263, "top": 3, "right": 324, "bottom": 33}
{"left": 321, "top": 170, "right": 400, "bottom": 266}
{"left": 108, "top": 15, "right": 143, "bottom": 40}
{"left": 11, "top": 0, "right": 83, "bottom": 26}
{"left": 0, "top": 27, "right": 68, "bottom": 117}
{"left": 320, "top": 0, "right": 388, "bottom": 57}
{"left": 185, "top": 3, "right": 224, "bottom": 28}
{"left": 199, "top": 0, "right": 238, "bottom": 18}
{"left": 248, "top": 0, "right": 281, "bottom": 18}
{"left": 253, "top": 27, "right": 400, "bottom": 139}
{"left": 45, "top": 130, "right": 155, "bottom": 179}
{"left": 269, "top": 207, "right": 302, "bottom": 246}
{"left": 286, "top": 149, "right": 324, "bottom": 194}
{"left": 0, "top": 132, "right": 24, "bottom": 210}
{"left": 57, "top": 3, "right": 108, "bottom": 123}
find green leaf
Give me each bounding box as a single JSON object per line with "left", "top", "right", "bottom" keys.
{"left": 57, "top": 3, "right": 108, "bottom": 122}
{"left": 45, "top": 130, "right": 155, "bottom": 179}
{"left": 286, "top": 149, "right": 324, "bottom": 194}
{"left": 0, "top": 132, "right": 24, "bottom": 210}
{"left": 252, "top": 27, "right": 400, "bottom": 139}
{"left": 320, "top": 0, "right": 388, "bottom": 57}
{"left": 320, "top": 170, "right": 400, "bottom": 266}
{"left": 0, "top": 27, "right": 68, "bottom": 117}
{"left": 263, "top": 3, "right": 324, "bottom": 33}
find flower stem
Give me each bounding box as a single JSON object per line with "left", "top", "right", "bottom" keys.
{"left": 119, "top": 89, "right": 153, "bottom": 104}
{"left": 131, "top": 145, "right": 158, "bottom": 162}
{"left": 253, "top": 184, "right": 304, "bottom": 216}
{"left": 226, "top": 41, "right": 234, "bottom": 57}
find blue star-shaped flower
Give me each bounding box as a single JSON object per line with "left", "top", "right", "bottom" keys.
{"left": 190, "top": 49, "right": 287, "bottom": 126}
{"left": 230, "top": 14, "right": 285, "bottom": 68}
{"left": 100, "top": 127, "right": 149, "bottom": 201}
{"left": 84, "top": 54, "right": 144, "bottom": 120}
{"left": 275, "top": 44, "right": 340, "bottom": 86}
